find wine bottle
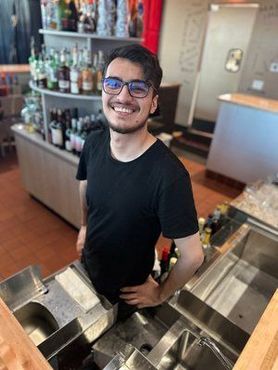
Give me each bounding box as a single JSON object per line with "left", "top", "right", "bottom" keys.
{"left": 58, "top": 49, "right": 70, "bottom": 93}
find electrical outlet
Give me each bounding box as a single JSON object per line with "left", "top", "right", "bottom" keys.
{"left": 270, "top": 62, "right": 278, "bottom": 72}
{"left": 251, "top": 80, "right": 264, "bottom": 91}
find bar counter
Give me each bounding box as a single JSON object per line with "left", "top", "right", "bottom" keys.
{"left": 206, "top": 93, "right": 278, "bottom": 184}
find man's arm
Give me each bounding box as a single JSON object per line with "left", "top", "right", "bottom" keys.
{"left": 76, "top": 180, "right": 88, "bottom": 257}
{"left": 120, "top": 232, "right": 204, "bottom": 308}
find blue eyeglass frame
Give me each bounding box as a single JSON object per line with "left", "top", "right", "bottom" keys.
{"left": 102, "top": 77, "right": 156, "bottom": 98}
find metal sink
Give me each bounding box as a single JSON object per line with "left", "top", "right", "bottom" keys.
{"left": 93, "top": 303, "right": 237, "bottom": 370}
{"left": 14, "top": 301, "right": 59, "bottom": 346}
{"left": 0, "top": 262, "right": 115, "bottom": 367}
{"left": 176, "top": 222, "right": 278, "bottom": 348}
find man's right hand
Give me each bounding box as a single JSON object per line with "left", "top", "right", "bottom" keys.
{"left": 76, "top": 225, "right": 87, "bottom": 258}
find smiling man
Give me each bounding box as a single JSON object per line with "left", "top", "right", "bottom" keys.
{"left": 76, "top": 44, "right": 203, "bottom": 315}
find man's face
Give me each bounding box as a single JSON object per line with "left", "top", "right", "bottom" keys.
{"left": 102, "top": 57, "right": 158, "bottom": 134}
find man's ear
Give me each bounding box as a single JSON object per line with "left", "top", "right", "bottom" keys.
{"left": 150, "top": 94, "right": 159, "bottom": 114}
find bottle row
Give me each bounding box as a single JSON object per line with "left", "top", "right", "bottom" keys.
{"left": 0, "top": 73, "right": 21, "bottom": 97}
{"left": 29, "top": 42, "right": 104, "bottom": 95}
{"left": 198, "top": 202, "right": 230, "bottom": 249}
{"left": 155, "top": 202, "right": 230, "bottom": 281}
{"left": 41, "top": 0, "right": 144, "bottom": 38}
{"left": 158, "top": 242, "right": 180, "bottom": 283}
{"left": 48, "top": 107, "right": 105, "bottom": 155}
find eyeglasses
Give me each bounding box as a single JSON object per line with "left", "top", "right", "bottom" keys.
{"left": 102, "top": 77, "right": 155, "bottom": 98}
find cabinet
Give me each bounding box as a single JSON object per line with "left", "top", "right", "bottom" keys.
{"left": 15, "top": 29, "right": 141, "bottom": 227}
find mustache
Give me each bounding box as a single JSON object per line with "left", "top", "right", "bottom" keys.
{"left": 109, "top": 100, "right": 139, "bottom": 109}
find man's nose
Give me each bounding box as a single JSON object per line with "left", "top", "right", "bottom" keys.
{"left": 118, "top": 84, "right": 133, "bottom": 100}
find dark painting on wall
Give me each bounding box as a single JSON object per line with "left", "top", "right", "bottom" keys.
{"left": 0, "top": 0, "right": 42, "bottom": 64}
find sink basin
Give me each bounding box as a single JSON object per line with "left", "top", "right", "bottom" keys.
{"left": 93, "top": 303, "right": 237, "bottom": 369}
{"left": 170, "top": 289, "right": 249, "bottom": 353}
{"left": 14, "top": 301, "right": 59, "bottom": 346}
{"left": 182, "top": 224, "right": 278, "bottom": 339}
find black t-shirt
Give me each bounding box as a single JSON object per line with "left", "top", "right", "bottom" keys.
{"left": 76, "top": 128, "right": 198, "bottom": 301}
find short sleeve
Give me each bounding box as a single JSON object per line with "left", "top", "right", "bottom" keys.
{"left": 157, "top": 172, "right": 199, "bottom": 239}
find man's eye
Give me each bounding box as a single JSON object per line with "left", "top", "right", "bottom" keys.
{"left": 131, "top": 83, "right": 148, "bottom": 92}
{"left": 108, "top": 80, "right": 121, "bottom": 88}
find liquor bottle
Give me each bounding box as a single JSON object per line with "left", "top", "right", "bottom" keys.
{"left": 58, "top": 49, "right": 70, "bottom": 93}
{"left": 202, "top": 227, "right": 212, "bottom": 249}
{"left": 95, "top": 50, "right": 104, "bottom": 94}
{"left": 159, "top": 247, "right": 169, "bottom": 283}
{"left": 59, "top": 0, "right": 78, "bottom": 31}
{"left": 55, "top": 109, "right": 65, "bottom": 149}
{"left": 29, "top": 37, "right": 38, "bottom": 84}
{"left": 198, "top": 217, "right": 206, "bottom": 235}
{"left": 81, "top": 48, "right": 93, "bottom": 94}
{"left": 128, "top": 0, "right": 137, "bottom": 37}
{"left": 115, "top": 0, "right": 129, "bottom": 37}
{"left": 41, "top": 0, "right": 48, "bottom": 29}
{"left": 64, "top": 109, "right": 72, "bottom": 151}
{"left": 166, "top": 242, "right": 179, "bottom": 273}
{"left": 136, "top": 0, "right": 144, "bottom": 37}
{"left": 68, "top": 0, "right": 78, "bottom": 31}
{"left": 75, "top": 117, "right": 84, "bottom": 156}
{"left": 50, "top": 108, "right": 63, "bottom": 148}
{"left": 48, "top": 108, "right": 56, "bottom": 144}
{"left": 92, "top": 53, "right": 98, "bottom": 92}
{"left": 168, "top": 242, "right": 178, "bottom": 262}
{"left": 47, "top": 49, "right": 59, "bottom": 90}
{"left": 80, "top": 0, "right": 97, "bottom": 33}
{"left": 70, "top": 45, "right": 80, "bottom": 94}
{"left": 47, "top": 0, "right": 59, "bottom": 29}
{"left": 36, "top": 56, "right": 48, "bottom": 88}
{"left": 69, "top": 116, "right": 77, "bottom": 154}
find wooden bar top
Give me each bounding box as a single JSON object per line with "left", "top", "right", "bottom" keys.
{"left": 218, "top": 93, "right": 278, "bottom": 113}
{"left": 0, "top": 65, "right": 30, "bottom": 74}
{"left": 0, "top": 297, "right": 52, "bottom": 370}
{"left": 233, "top": 289, "right": 278, "bottom": 370}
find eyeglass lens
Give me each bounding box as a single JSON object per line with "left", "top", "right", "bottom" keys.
{"left": 103, "top": 78, "right": 150, "bottom": 98}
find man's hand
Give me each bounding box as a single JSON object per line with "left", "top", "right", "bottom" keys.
{"left": 76, "top": 225, "right": 87, "bottom": 257}
{"left": 120, "top": 275, "right": 163, "bottom": 309}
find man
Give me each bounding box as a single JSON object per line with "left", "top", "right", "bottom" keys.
{"left": 76, "top": 44, "right": 204, "bottom": 309}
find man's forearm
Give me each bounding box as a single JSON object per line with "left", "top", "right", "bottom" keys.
{"left": 158, "top": 257, "right": 199, "bottom": 302}
{"left": 79, "top": 180, "right": 88, "bottom": 226}
{"left": 159, "top": 233, "right": 204, "bottom": 303}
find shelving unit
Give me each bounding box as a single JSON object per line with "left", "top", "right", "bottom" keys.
{"left": 17, "top": 29, "right": 141, "bottom": 227}
{"left": 30, "top": 29, "right": 142, "bottom": 141}
{"left": 29, "top": 81, "right": 102, "bottom": 101}
{"left": 39, "top": 28, "right": 142, "bottom": 42}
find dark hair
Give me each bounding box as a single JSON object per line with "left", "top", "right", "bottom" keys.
{"left": 103, "top": 44, "right": 163, "bottom": 92}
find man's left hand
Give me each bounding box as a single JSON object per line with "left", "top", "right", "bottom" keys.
{"left": 120, "top": 275, "right": 163, "bottom": 308}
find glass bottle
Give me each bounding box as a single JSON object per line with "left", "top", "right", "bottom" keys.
{"left": 96, "top": 50, "right": 104, "bottom": 94}
{"left": 47, "top": 49, "right": 59, "bottom": 90}
{"left": 59, "top": 0, "right": 78, "bottom": 31}
{"left": 28, "top": 37, "right": 38, "bottom": 84}
{"left": 128, "top": 0, "right": 138, "bottom": 37}
{"left": 81, "top": 48, "right": 93, "bottom": 94}
{"left": 136, "top": 0, "right": 144, "bottom": 37}
{"left": 36, "top": 56, "right": 48, "bottom": 89}
{"left": 70, "top": 45, "right": 80, "bottom": 94}
{"left": 58, "top": 49, "right": 70, "bottom": 93}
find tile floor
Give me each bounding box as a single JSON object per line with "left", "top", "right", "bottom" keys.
{"left": 0, "top": 148, "right": 242, "bottom": 282}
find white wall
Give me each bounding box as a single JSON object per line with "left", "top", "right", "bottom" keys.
{"left": 158, "top": 0, "right": 208, "bottom": 126}
{"left": 159, "top": 0, "right": 278, "bottom": 127}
